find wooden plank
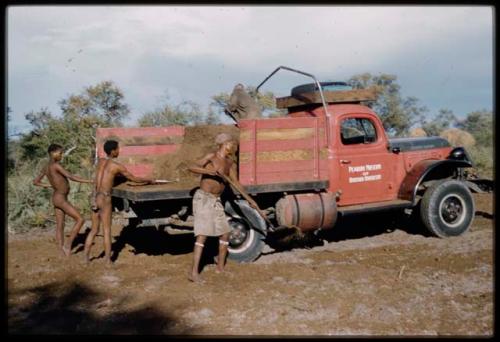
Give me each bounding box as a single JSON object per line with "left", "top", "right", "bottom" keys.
{"left": 99, "top": 135, "right": 184, "bottom": 146}
{"left": 98, "top": 144, "right": 180, "bottom": 157}
{"left": 240, "top": 159, "right": 329, "bottom": 173}
{"left": 239, "top": 137, "right": 326, "bottom": 153}
{"left": 276, "top": 89, "right": 377, "bottom": 109}
{"left": 119, "top": 145, "right": 180, "bottom": 156}
{"left": 111, "top": 187, "right": 193, "bottom": 201}
{"left": 245, "top": 170, "right": 327, "bottom": 184}
{"left": 97, "top": 126, "right": 185, "bottom": 138}
{"left": 238, "top": 116, "right": 319, "bottom": 130}
{"left": 240, "top": 127, "right": 315, "bottom": 141}
{"left": 240, "top": 149, "right": 311, "bottom": 163}
{"left": 239, "top": 148, "right": 329, "bottom": 163}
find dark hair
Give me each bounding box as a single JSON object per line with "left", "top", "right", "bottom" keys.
{"left": 48, "top": 143, "right": 63, "bottom": 154}
{"left": 104, "top": 140, "right": 119, "bottom": 155}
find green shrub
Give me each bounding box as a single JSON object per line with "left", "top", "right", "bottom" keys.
{"left": 7, "top": 159, "right": 94, "bottom": 233}
{"left": 467, "top": 145, "right": 493, "bottom": 179}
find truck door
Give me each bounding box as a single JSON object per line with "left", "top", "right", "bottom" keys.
{"left": 336, "top": 114, "right": 394, "bottom": 206}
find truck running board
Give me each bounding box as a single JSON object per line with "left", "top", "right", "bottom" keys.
{"left": 338, "top": 199, "right": 413, "bottom": 216}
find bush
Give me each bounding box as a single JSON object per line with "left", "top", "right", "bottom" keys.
{"left": 7, "top": 158, "right": 94, "bottom": 233}
{"left": 466, "top": 145, "right": 493, "bottom": 179}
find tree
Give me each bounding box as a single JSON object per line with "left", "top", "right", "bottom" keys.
{"left": 421, "top": 108, "right": 458, "bottom": 137}
{"left": 59, "top": 81, "right": 130, "bottom": 127}
{"left": 456, "top": 110, "right": 493, "bottom": 147}
{"left": 348, "top": 73, "right": 427, "bottom": 137}
{"left": 19, "top": 108, "right": 57, "bottom": 161}
{"left": 19, "top": 81, "right": 130, "bottom": 173}
{"left": 205, "top": 107, "right": 221, "bottom": 125}
{"left": 137, "top": 100, "right": 209, "bottom": 127}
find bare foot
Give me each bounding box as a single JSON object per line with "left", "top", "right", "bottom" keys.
{"left": 61, "top": 246, "right": 71, "bottom": 257}
{"left": 215, "top": 267, "right": 225, "bottom": 274}
{"left": 188, "top": 272, "right": 204, "bottom": 283}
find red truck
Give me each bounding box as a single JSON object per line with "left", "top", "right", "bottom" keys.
{"left": 97, "top": 66, "right": 487, "bottom": 262}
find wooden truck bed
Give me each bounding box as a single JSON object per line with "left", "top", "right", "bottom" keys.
{"left": 97, "top": 119, "right": 330, "bottom": 202}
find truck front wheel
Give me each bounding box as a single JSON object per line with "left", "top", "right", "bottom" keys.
{"left": 227, "top": 218, "right": 265, "bottom": 263}
{"left": 420, "top": 179, "right": 475, "bottom": 237}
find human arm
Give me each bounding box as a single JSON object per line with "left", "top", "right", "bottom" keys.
{"left": 224, "top": 166, "right": 261, "bottom": 211}
{"left": 33, "top": 167, "right": 51, "bottom": 188}
{"left": 55, "top": 164, "right": 94, "bottom": 184}
{"left": 117, "top": 164, "right": 156, "bottom": 184}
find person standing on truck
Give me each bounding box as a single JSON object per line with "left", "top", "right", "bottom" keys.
{"left": 83, "top": 140, "right": 158, "bottom": 266}
{"left": 33, "top": 143, "right": 94, "bottom": 257}
{"left": 225, "top": 83, "right": 262, "bottom": 121}
{"left": 187, "top": 133, "right": 261, "bottom": 282}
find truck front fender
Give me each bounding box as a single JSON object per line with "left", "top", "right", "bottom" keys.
{"left": 399, "top": 159, "right": 473, "bottom": 205}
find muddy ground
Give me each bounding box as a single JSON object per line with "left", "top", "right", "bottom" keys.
{"left": 7, "top": 193, "right": 494, "bottom": 336}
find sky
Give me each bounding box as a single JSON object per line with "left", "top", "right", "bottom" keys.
{"left": 7, "top": 5, "right": 494, "bottom": 136}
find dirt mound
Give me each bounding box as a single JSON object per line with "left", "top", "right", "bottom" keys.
{"left": 440, "top": 128, "right": 476, "bottom": 148}
{"left": 152, "top": 125, "right": 240, "bottom": 190}
{"left": 409, "top": 127, "right": 427, "bottom": 137}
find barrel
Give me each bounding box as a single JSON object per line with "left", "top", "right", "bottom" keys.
{"left": 275, "top": 192, "right": 337, "bottom": 232}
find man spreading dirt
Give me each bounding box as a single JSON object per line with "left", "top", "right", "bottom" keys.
{"left": 83, "top": 140, "right": 158, "bottom": 266}
{"left": 33, "top": 143, "right": 94, "bottom": 257}
{"left": 187, "top": 133, "right": 261, "bottom": 282}
{"left": 225, "top": 83, "right": 262, "bottom": 121}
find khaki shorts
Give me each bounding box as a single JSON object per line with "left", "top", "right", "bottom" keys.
{"left": 193, "top": 189, "right": 231, "bottom": 237}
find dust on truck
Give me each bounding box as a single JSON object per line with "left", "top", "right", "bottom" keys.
{"left": 98, "top": 66, "right": 482, "bottom": 263}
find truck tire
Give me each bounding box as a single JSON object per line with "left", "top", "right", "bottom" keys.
{"left": 420, "top": 179, "right": 475, "bottom": 237}
{"left": 227, "top": 218, "right": 265, "bottom": 263}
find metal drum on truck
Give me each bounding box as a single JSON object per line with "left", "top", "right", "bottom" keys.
{"left": 275, "top": 192, "right": 337, "bottom": 232}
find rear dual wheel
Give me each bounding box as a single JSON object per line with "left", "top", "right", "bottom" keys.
{"left": 227, "top": 218, "right": 265, "bottom": 263}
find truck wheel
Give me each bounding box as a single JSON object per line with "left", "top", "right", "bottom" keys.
{"left": 227, "top": 218, "right": 265, "bottom": 263}
{"left": 420, "top": 179, "right": 475, "bottom": 237}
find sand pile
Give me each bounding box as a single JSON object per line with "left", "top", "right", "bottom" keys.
{"left": 152, "top": 124, "right": 240, "bottom": 190}
{"left": 408, "top": 127, "right": 427, "bottom": 137}
{"left": 440, "top": 128, "right": 476, "bottom": 149}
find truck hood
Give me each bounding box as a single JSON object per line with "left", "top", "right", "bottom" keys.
{"left": 388, "top": 137, "right": 450, "bottom": 152}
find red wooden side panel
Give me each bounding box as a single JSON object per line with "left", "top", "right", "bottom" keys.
{"left": 96, "top": 126, "right": 185, "bottom": 178}
{"left": 238, "top": 117, "right": 329, "bottom": 186}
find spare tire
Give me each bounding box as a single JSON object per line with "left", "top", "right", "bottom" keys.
{"left": 291, "top": 82, "right": 352, "bottom": 96}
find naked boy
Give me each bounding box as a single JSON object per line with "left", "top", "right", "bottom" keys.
{"left": 83, "top": 140, "right": 158, "bottom": 265}
{"left": 33, "top": 143, "right": 93, "bottom": 256}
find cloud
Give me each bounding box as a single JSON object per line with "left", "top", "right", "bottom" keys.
{"left": 7, "top": 5, "right": 493, "bottom": 132}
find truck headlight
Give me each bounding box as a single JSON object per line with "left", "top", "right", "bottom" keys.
{"left": 448, "top": 147, "right": 473, "bottom": 166}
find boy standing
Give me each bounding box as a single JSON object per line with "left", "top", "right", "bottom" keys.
{"left": 33, "top": 143, "right": 93, "bottom": 256}
{"left": 83, "top": 140, "right": 158, "bottom": 266}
